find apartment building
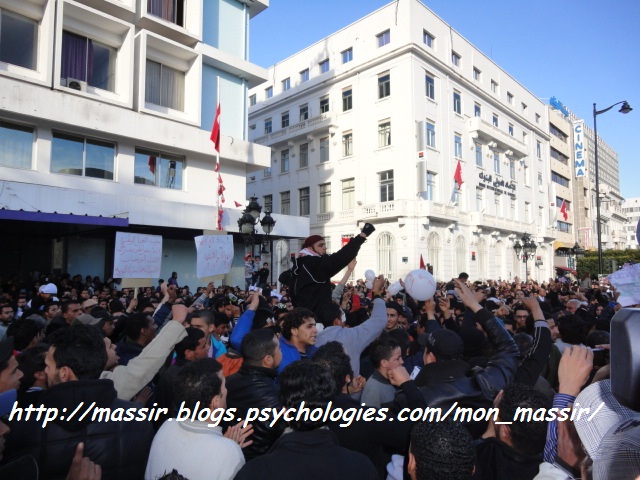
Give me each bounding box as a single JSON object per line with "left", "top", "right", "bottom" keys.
{"left": 0, "top": 0, "right": 308, "bottom": 285}
{"left": 622, "top": 197, "right": 640, "bottom": 249}
{"left": 247, "top": 0, "right": 557, "bottom": 282}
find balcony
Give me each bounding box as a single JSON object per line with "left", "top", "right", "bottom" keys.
{"left": 468, "top": 117, "right": 528, "bottom": 159}
{"left": 315, "top": 212, "right": 333, "bottom": 223}
{"left": 470, "top": 211, "right": 532, "bottom": 234}
{"left": 253, "top": 113, "right": 338, "bottom": 147}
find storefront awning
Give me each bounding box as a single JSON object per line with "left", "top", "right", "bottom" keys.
{"left": 0, "top": 209, "right": 128, "bottom": 227}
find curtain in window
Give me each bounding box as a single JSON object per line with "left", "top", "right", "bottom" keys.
{"left": 148, "top": 0, "right": 175, "bottom": 22}
{"left": 61, "top": 31, "right": 87, "bottom": 81}
{"left": 161, "top": 65, "right": 184, "bottom": 111}
{"left": 145, "top": 60, "right": 162, "bottom": 105}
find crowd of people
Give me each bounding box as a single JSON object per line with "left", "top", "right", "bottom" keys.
{"left": 0, "top": 227, "right": 637, "bottom": 480}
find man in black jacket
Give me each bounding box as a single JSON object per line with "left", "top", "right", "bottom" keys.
{"left": 2, "top": 325, "right": 154, "bottom": 479}
{"left": 226, "top": 328, "right": 284, "bottom": 460}
{"left": 288, "top": 223, "right": 374, "bottom": 313}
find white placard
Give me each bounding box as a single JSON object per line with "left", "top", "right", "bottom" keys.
{"left": 195, "top": 235, "right": 234, "bottom": 278}
{"left": 113, "top": 232, "right": 163, "bottom": 278}
{"left": 609, "top": 263, "right": 640, "bottom": 307}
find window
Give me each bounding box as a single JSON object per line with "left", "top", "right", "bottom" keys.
{"left": 426, "top": 172, "right": 436, "bottom": 201}
{"left": 454, "top": 134, "right": 462, "bottom": 158}
{"left": 552, "top": 171, "right": 570, "bottom": 187}
{"left": 492, "top": 114, "right": 499, "bottom": 127}
{"left": 299, "top": 187, "right": 310, "bottom": 216}
{"left": 524, "top": 164, "right": 530, "bottom": 186}
{"left": 281, "top": 111, "right": 289, "bottom": 129}
{"left": 510, "top": 160, "right": 515, "bottom": 179}
{"left": 299, "top": 143, "right": 308, "bottom": 168}
{"left": 342, "top": 178, "right": 355, "bottom": 210}
{"left": 319, "top": 183, "right": 331, "bottom": 213}
{"left": 550, "top": 147, "right": 569, "bottom": 165}
{"left": 378, "top": 121, "right": 391, "bottom": 148}
{"left": 280, "top": 191, "right": 290, "bottom": 215}
{"left": 453, "top": 91, "right": 461, "bottom": 114}
{"left": 535, "top": 113, "right": 540, "bottom": 124}
{"left": 425, "top": 74, "right": 435, "bottom": 100}
{"left": 264, "top": 167, "right": 271, "bottom": 178}
{"left": 473, "top": 67, "right": 481, "bottom": 81}
{"left": 507, "top": 92, "right": 513, "bottom": 104}
{"left": 525, "top": 202, "right": 531, "bottom": 222}
{"left": 265, "top": 86, "right": 273, "bottom": 99}
{"left": 377, "top": 30, "right": 390, "bottom": 47}
{"left": 476, "top": 187, "right": 484, "bottom": 211}
{"left": 495, "top": 192, "right": 502, "bottom": 212}
{"left": 264, "top": 118, "right": 272, "bottom": 134}
{"left": 145, "top": 60, "right": 184, "bottom": 110}
{"left": 319, "top": 59, "right": 329, "bottom": 73}
{"left": 282, "top": 78, "right": 290, "bottom": 91}
{"left": 300, "top": 104, "right": 308, "bottom": 121}
{"left": 263, "top": 195, "right": 272, "bottom": 213}
{"left": 341, "top": 48, "right": 353, "bottom": 64}
{"left": 557, "top": 221, "right": 572, "bottom": 233}
{"left": 426, "top": 121, "right": 436, "bottom": 148}
{"left": 522, "top": 102, "right": 528, "bottom": 114}
{"left": 378, "top": 73, "right": 390, "bottom": 99}
{"left": 550, "top": 124, "right": 568, "bottom": 142}
{"left": 249, "top": 94, "right": 256, "bottom": 106}
{"left": 379, "top": 170, "right": 394, "bottom": 202}
{"left": 536, "top": 141, "right": 542, "bottom": 159}
{"left": 320, "top": 137, "right": 329, "bottom": 163}
{"left": 342, "top": 88, "right": 353, "bottom": 111}
{"left": 523, "top": 132, "right": 528, "bottom": 144}
{"left": 280, "top": 149, "right": 289, "bottom": 173}
{"left": 490, "top": 80, "right": 499, "bottom": 94}
{"left": 508, "top": 123, "right": 514, "bottom": 136}
{"left": 452, "top": 51, "right": 461, "bottom": 66}
{"left": 53, "top": 133, "right": 115, "bottom": 180}
{"left": 61, "top": 31, "right": 115, "bottom": 92}
{"left": 342, "top": 132, "right": 353, "bottom": 157}
{"left": 538, "top": 172, "right": 543, "bottom": 187}
{"left": 475, "top": 143, "right": 482, "bottom": 167}
{"left": 300, "top": 69, "right": 309, "bottom": 82}
{"left": 510, "top": 198, "right": 516, "bottom": 219}
{"left": 148, "top": 0, "right": 185, "bottom": 25}
{"left": 493, "top": 151, "right": 500, "bottom": 174}
{"left": 134, "top": 149, "right": 183, "bottom": 188}
{"left": 320, "top": 96, "right": 329, "bottom": 113}
{"left": 423, "top": 30, "right": 434, "bottom": 47}
{"left": 0, "top": 121, "right": 34, "bottom": 169}
{"left": 0, "top": 9, "right": 37, "bottom": 70}
{"left": 474, "top": 103, "right": 481, "bottom": 118}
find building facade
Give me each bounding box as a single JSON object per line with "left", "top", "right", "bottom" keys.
{"left": 247, "top": 0, "right": 558, "bottom": 283}
{"left": 0, "top": 0, "right": 308, "bottom": 286}
{"left": 622, "top": 197, "right": 640, "bottom": 250}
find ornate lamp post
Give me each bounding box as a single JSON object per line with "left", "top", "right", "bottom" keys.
{"left": 513, "top": 234, "right": 537, "bottom": 281}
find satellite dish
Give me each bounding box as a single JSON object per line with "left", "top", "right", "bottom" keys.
{"left": 275, "top": 239, "right": 289, "bottom": 262}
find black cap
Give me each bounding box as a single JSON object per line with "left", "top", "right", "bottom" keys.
{"left": 418, "top": 330, "right": 464, "bottom": 360}
{"left": 385, "top": 301, "right": 403, "bottom": 316}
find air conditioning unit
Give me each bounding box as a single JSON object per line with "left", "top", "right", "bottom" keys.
{"left": 66, "top": 78, "right": 87, "bottom": 92}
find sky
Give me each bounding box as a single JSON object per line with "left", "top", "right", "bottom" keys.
{"left": 249, "top": 0, "right": 640, "bottom": 199}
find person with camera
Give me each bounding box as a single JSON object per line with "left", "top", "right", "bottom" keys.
{"left": 288, "top": 223, "right": 375, "bottom": 313}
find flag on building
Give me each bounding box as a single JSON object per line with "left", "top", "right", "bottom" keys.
{"left": 560, "top": 199, "right": 568, "bottom": 221}
{"left": 419, "top": 254, "right": 426, "bottom": 270}
{"left": 148, "top": 156, "right": 156, "bottom": 174}
{"left": 234, "top": 201, "right": 243, "bottom": 207}
{"left": 210, "top": 103, "right": 221, "bottom": 153}
{"left": 454, "top": 160, "right": 464, "bottom": 189}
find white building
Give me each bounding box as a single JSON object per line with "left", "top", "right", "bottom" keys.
{"left": 622, "top": 197, "right": 640, "bottom": 249}
{"left": 247, "top": 0, "right": 557, "bottom": 282}
{"left": 0, "top": 0, "right": 307, "bottom": 286}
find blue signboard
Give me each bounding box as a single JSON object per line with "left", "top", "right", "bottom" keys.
{"left": 550, "top": 96, "right": 570, "bottom": 117}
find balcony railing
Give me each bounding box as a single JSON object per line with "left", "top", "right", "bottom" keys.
{"left": 252, "top": 113, "right": 337, "bottom": 146}
{"left": 468, "top": 117, "right": 528, "bottom": 159}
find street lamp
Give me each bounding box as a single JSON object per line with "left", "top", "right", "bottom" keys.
{"left": 260, "top": 211, "right": 276, "bottom": 284}
{"left": 513, "top": 233, "right": 537, "bottom": 281}
{"left": 237, "top": 198, "right": 277, "bottom": 283}
{"left": 571, "top": 241, "right": 585, "bottom": 273}
{"left": 593, "top": 100, "right": 632, "bottom": 275}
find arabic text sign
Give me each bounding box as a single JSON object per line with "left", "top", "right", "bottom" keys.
{"left": 195, "top": 235, "right": 234, "bottom": 278}
{"left": 113, "top": 232, "right": 163, "bottom": 278}
{"left": 608, "top": 263, "right": 640, "bottom": 307}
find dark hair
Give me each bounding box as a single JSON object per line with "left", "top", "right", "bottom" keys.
{"left": 513, "top": 333, "right": 533, "bottom": 358}
{"left": 48, "top": 325, "right": 107, "bottom": 380}
{"left": 240, "top": 329, "right": 278, "bottom": 366}
{"left": 60, "top": 300, "right": 81, "bottom": 315}
{"left": 281, "top": 308, "right": 316, "bottom": 341}
{"left": 16, "top": 344, "right": 49, "bottom": 391}
{"left": 313, "top": 342, "right": 352, "bottom": 395}
{"left": 174, "top": 357, "right": 222, "bottom": 410}
{"left": 386, "top": 328, "right": 411, "bottom": 356}
{"left": 108, "top": 299, "right": 124, "bottom": 314}
{"left": 557, "top": 314, "right": 589, "bottom": 345}
{"left": 191, "top": 309, "right": 214, "bottom": 326}
{"left": 157, "top": 470, "right": 189, "bottom": 480}
{"left": 6, "top": 318, "right": 42, "bottom": 351}
{"left": 498, "top": 383, "right": 550, "bottom": 456}
{"left": 585, "top": 330, "right": 610, "bottom": 348}
{"left": 411, "top": 419, "right": 475, "bottom": 480}
{"left": 317, "top": 303, "right": 343, "bottom": 329}
{"left": 125, "top": 313, "right": 152, "bottom": 342}
{"left": 369, "top": 335, "right": 400, "bottom": 369}
{"left": 174, "top": 327, "right": 205, "bottom": 359}
{"left": 213, "top": 311, "right": 231, "bottom": 327}
{"left": 279, "top": 360, "right": 335, "bottom": 431}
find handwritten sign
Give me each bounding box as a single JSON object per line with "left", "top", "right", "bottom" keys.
{"left": 113, "top": 232, "right": 163, "bottom": 278}
{"left": 195, "top": 235, "right": 234, "bottom": 278}
{"left": 608, "top": 263, "right": 640, "bottom": 307}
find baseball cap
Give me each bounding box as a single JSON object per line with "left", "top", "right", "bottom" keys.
{"left": 39, "top": 283, "right": 58, "bottom": 295}
{"left": 418, "top": 330, "right": 464, "bottom": 361}
{"left": 82, "top": 299, "right": 98, "bottom": 310}
{"left": 574, "top": 379, "right": 640, "bottom": 480}
{"left": 0, "top": 389, "right": 16, "bottom": 416}
{"left": 76, "top": 314, "right": 101, "bottom": 326}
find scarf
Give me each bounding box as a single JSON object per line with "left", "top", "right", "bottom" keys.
{"left": 298, "top": 248, "right": 321, "bottom": 258}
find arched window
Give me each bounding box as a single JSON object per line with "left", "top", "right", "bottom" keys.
{"left": 456, "top": 236, "right": 466, "bottom": 274}
{"left": 377, "top": 232, "right": 395, "bottom": 280}
{"left": 478, "top": 238, "right": 488, "bottom": 279}
{"left": 428, "top": 232, "right": 440, "bottom": 279}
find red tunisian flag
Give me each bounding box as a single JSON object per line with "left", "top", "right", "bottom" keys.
{"left": 148, "top": 156, "right": 156, "bottom": 174}
{"left": 560, "top": 199, "right": 568, "bottom": 221}
{"left": 419, "top": 254, "right": 426, "bottom": 270}
{"left": 210, "top": 103, "right": 221, "bottom": 153}
{"left": 454, "top": 160, "right": 464, "bottom": 189}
